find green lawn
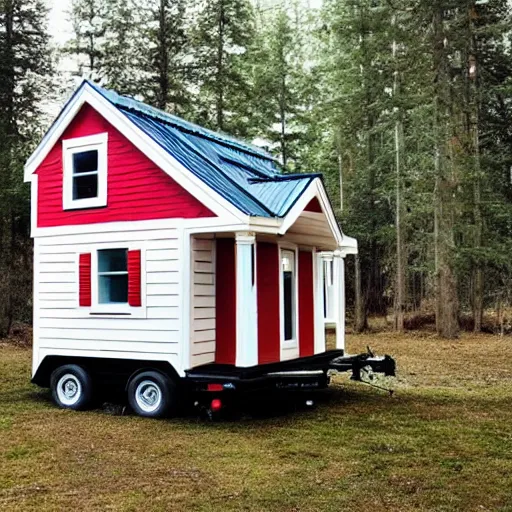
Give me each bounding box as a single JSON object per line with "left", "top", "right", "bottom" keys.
{"left": 1, "top": 332, "right": 512, "bottom": 511}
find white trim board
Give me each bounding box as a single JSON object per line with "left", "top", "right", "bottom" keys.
{"left": 62, "top": 132, "right": 108, "bottom": 210}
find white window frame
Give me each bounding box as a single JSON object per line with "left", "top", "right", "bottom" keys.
{"left": 279, "top": 243, "right": 299, "bottom": 359}
{"left": 63, "top": 133, "right": 108, "bottom": 210}
{"left": 97, "top": 248, "right": 129, "bottom": 306}
{"left": 75, "top": 242, "right": 147, "bottom": 319}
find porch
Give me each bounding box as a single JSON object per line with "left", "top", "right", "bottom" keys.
{"left": 187, "top": 227, "right": 356, "bottom": 370}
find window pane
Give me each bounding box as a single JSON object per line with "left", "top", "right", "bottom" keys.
{"left": 282, "top": 250, "right": 295, "bottom": 341}
{"left": 73, "top": 150, "right": 98, "bottom": 174}
{"left": 99, "top": 275, "right": 128, "bottom": 304}
{"left": 73, "top": 174, "right": 98, "bottom": 200}
{"left": 283, "top": 271, "right": 293, "bottom": 340}
{"left": 98, "top": 249, "right": 127, "bottom": 272}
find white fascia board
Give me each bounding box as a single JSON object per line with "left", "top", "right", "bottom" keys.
{"left": 279, "top": 178, "right": 343, "bottom": 246}
{"left": 339, "top": 235, "right": 358, "bottom": 256}
{"left": 24, "top": 82, "right": 245, "bottom": 223}
{"left": 185, "top": 216, "right": 282, "bottom": 236}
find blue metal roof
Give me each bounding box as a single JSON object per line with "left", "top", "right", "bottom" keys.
{"left": 89, "top": 81, "right": 319, "bottom": 218}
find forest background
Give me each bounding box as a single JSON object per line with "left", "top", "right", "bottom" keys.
{"left": 0, "top": 0, "right": 511, "bottom": 339}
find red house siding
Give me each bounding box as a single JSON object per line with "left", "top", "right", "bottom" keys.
{"left": 36, "top": 104, "right": 214, "bottom": 227}
{"left": 298, "top": 250, "right": 315, "bottom": 357}
{"left": 305, "top": 197, "right": 323, "bottom": 213}
{"left": 257, "top": 242, "right": 281, "bottom": 364}
{"left": 215, "top": 238, "right": 236, "bottom": 365}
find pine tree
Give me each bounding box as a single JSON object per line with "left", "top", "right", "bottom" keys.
{"left": 320, "top": 0, "right": 398, "bottom": 330}
{"left": 192, "top": 0, "right": 256, "bottom": 136}
{"left": 140, "top": 0, "right": 192, "bottom": 114}
{"left": 101, "top": 0, "right": 142, "bottom": 97}
{"left": 251, "top": 2, "right": 315, "bottom": 168}
{"left": 66, "top": 0, "right": 107, "bottom": 80}
{"left": 0, "top": 0, "right": 53, "bottom": 336}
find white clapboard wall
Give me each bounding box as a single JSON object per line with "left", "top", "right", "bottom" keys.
{"left": 34, "top": 227, "right": 183, "bottom": 373}
{"left": 190, "top": 235, "right": 216, "bottom": 367}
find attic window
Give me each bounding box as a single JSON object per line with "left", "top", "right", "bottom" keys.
{"left": 63, "top": 133, "right": 108, "bottom": 210}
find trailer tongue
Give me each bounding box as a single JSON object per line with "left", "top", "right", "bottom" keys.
{"left": 186, "top": 349, "right": 396, "bottom": 399}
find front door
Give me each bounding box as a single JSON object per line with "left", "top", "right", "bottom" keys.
{"left": 280, "top": 248, "right": 299, "bottom": 360}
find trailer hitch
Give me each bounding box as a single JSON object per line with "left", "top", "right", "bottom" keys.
{"left": 329, "top": 350, "right": 396, "bottom": 395}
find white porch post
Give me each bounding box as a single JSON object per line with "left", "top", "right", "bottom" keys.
{"left": 333, "top": 250, "right": 346, "bottom": 350}
{"left": 235, "top": 232, "right": 258, "bottom": 367}
{"left": 314, "top": 251, "right": 326, "bottom": 354}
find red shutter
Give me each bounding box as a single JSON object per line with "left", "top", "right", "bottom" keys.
{"left": 128, "top": 249, "right": 142, "bottom": 307}
{"left": 79, "top": 253, "right": 92, "bottom": 307}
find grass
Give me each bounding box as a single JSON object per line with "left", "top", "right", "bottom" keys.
{"left": 1, "top": 332, "right": 512, "bottom": 511}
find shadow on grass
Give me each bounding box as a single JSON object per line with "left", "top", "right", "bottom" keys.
{"left": 13, "top": 379, "right": 508, "bottom": 427}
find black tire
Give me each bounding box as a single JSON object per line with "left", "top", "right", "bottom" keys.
{"left": 50, "top": 364, "right": 94, "bottom": 411}
{"left": 127, "top": 370, "right": 177, "bottom": 418}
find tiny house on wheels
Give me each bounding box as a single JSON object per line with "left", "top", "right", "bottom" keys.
{"left": 25, "top": 80, "right": 394, "bottom": 418}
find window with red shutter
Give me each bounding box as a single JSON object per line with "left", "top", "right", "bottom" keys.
{"left": 79, "top": 253, "right": 92, "bottom": 306}
{"left": 127, "top": 249, "right": 142, "bottom": 307}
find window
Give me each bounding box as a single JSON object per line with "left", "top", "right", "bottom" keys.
{"left": 98, "top": 249, "right": 128, "bottom": 304}
{"left": 63, "top": 133, "right": 108, "bottom": 210}
{"left": 281, "top": 249, "right": 296, "bottom": 342}
{"left": 73, "top": 150, "right": 98, "bottom": 200}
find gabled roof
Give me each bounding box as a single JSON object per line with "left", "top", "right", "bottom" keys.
{"left": 85, "top": 82, "right": 319, "bottom": 218}
{"left": 24, "top": 80, "right": 354, "bottom": 249}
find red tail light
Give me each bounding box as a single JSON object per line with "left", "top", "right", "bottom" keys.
{"left": 211, "top": 399, "right": 222, "bottom": 412}
{"left": 207, "top": 383, "right": 224, "bottom": 392}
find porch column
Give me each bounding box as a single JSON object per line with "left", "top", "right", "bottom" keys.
{"left": 333, "top": 250, "right": 346, "bottom": 350}
{"left": 235, "top": 232, "right": 258, "bottom": 367}
{"left": 314, "top": 252, "right": 326, "bottom": 354}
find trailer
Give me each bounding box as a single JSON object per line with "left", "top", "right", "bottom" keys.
{"left": 25, "top": 80, "right": 395, "bottom": 418}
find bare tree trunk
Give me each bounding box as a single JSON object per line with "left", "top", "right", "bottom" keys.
{"left": 394, "top": 119, "right": 405, "bottom": 332}
{"left": 279, "top": 70, "right": 287, "bottom": 167}
{"left": 338, "top": 153, "right": 343, "bottom": 212}
{"left": 216, "top": 0, "right": 225, "bottom": 130}
{"left": 469, "top": 3, "right": 483, "bottom": 332}
{"left": 473, "top": 174, "right": 483, "bottom": 332}
{"left": 157, "top": 0, "right": 169, "bottom": 111}
{"left": 392, "top": 15, "right": 405, "bottom": 332}
{"left": 354, "top": 254, "right": 366, "bottom": 332}
{"left": 433, "top": 2, "right": 459, "bottom": 339}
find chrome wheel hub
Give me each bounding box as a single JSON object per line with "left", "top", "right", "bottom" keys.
{"left": 56, "top": 374, "right": 82, "bottom": 406}
{"left": 135, "top": 380, "right": 162, "bottom": 413}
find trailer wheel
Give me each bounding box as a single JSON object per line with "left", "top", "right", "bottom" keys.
{"left": 50, "top": 365, "right": 94, "bottom": 411}
{"left": 127, "top": 371, "right": 177, "bottom": 418}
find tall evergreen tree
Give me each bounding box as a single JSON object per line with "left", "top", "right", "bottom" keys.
{"left": 140, "top": 0, "right": 192, "bottom": 114}
{"left": 101, "top": 0, "right": 142, "bottom": 97}
{"left": 192, "top": 0, "right": 255, "bottom": 136}
{"left": 251, "top": 3, "right": 315, "bottom": 168}
{"left": 0, "top": 0, "right": 52, "bottom": 335}
{"left": 66, "top": 0, "right": 107, "bottom": 80}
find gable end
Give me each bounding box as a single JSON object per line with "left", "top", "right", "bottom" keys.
{"left": 36, "top": 104, "right": 215, "bottom": 228}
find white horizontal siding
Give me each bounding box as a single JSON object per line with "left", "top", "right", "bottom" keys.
{"left": 39, "top": 339, "right": 178, "bottom": 355}
{"left": 37, "top": 230, "right": 179, "bottom": 246}
{"left": 39, "top": 327, "right": 179, "bottom": 343}
{"left": 35, "top": 227, "right": 183, "bottom": 370}
{"left": 190, "top": 236, "right": 216, "bottom": 367}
